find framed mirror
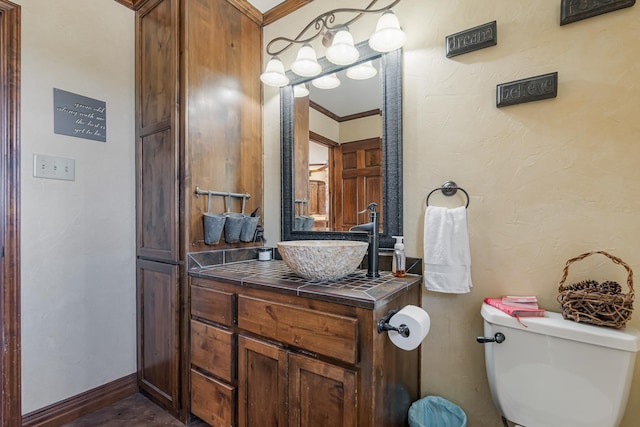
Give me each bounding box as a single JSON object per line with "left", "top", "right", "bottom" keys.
{"left": 281, "top": 42, "right": 402, "bottom": 248}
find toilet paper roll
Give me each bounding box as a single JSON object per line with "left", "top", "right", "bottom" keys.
{"left": 388, "top": 305, "right": 431, "bottom": 351}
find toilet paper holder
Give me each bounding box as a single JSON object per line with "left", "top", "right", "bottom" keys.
{"left": 377, "top": 308, "right": 410, "bottom": 338}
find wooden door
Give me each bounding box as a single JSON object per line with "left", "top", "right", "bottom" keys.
{"left": 136, "top": 0, "right": 179, "bottom": 262}
{"left": 333, "top": 138, "right": 382, "bottom": 231}
{"left": 288, "top": 353, "right": 357, "bottom": 427}
{"left": 238, "top": 335, "right": 287, "bottom": 427}
{"left": 137, "top": 259, "right": 180, "bottom": 414}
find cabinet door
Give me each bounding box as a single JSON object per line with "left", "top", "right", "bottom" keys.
{"left": 136, "top": 0, "right": 179, "bottom": 262}
{"left": 137, "top": 259, "right": 180, "bottom": 413}
{"left": 288, "top": 353, "right": 357, "bottom": 427}
{"left": 237, "top": 335, "right": 287, "bottom": 427}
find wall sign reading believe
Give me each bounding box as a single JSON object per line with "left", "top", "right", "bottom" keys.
{"left": 496, "top": 72, "right": 558, "bottom": 108}
{"left": 54, "top": 88, "right": 107, "bottom": 142}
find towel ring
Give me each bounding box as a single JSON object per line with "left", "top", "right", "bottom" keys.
{"left": 426, "top": 181, "right": 470, "bottom": 208}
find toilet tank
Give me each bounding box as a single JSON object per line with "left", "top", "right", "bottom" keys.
{"left": 481, "top": 303, "right": 640, "bottom": 427}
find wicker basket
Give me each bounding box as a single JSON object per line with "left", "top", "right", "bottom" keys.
{"left": 557, "top": 251, "right": 634, "bottom": 329}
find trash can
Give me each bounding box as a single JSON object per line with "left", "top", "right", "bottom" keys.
{"left": 408, "top": 396, "right": 467, "bottom": 427}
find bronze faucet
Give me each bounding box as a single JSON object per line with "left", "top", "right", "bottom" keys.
{"left": 349, "top": 202, "right": 379, "bottom": 278}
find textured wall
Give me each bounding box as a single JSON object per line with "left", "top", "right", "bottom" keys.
{"left": 18, "top": 0, "right": 136, "bottom": 414}
{"left": 263, "top": 1, "right": 640, "bottom": 426}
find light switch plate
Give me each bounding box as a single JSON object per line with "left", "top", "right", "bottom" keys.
{"left": 33, "top": 154, "right": 75, "bottom": 181}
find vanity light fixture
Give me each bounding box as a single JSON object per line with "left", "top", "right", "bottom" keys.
{"left": 346, "top": 60, "right": 378, "bottom": 80}
{"left": 368, "top": 11, "right": 406, "bottom": 52}
{"left": 260, "top": 0, "right": 405, "bottom": 88}
{"left": 293, "top": 83, "right": 310, "bottom": 97}
{"left": 290, "top": 44, "right": 322, "bottom": 77}
{"left": 312, "top": 73, "right": 341, "bottom": 90}
{"left": 325, "top": 29, "right": 360, "bottom": 66}
{"left": 260, "top": 56, "right": 289, "bottom": 87}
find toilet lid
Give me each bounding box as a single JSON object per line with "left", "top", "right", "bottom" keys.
{"left": 481, "top": 303, "right": 640, "bottom": 352}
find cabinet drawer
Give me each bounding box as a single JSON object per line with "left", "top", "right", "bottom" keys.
{"left": 237, "top": 296, "right": 358, "bottom": 365}
{"left": 190, "top": 320, "right": 234, "bottom": 382}
{"left": 191, "top": 369, "right": 235, "bottom": 427}
{"left": 191, "top": 285, "right": 234, "bottom": 326}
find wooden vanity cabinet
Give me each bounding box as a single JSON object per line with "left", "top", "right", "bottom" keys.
{"left": 189, "top": 276, "right": 420, "bottom": 427}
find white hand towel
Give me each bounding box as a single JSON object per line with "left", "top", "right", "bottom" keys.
{"left": 423, "top": 206, "right": 472, "bottom": 293}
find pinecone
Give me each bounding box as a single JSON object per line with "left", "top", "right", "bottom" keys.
{"left": 565, "top": 279, "right": 599, "bottom": 292}
{"left": 565, "top": 279, "right": 623, "bottom": 295}
{"left": 597, "top": 280, "right": 622, "bottom": 295}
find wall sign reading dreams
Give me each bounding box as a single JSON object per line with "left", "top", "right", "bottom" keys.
{"left": 496, "top": 72, "right": 558, "bottom": 108}
{"left": 54, "top": 88, "right": 107, "bottom": 142}
{"left": 445, "top": 21, "right": 497, "bottom": 58}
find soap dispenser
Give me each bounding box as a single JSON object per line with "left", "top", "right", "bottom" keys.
{"left": 392, "top": 236, "right": 406, "bottom": 277}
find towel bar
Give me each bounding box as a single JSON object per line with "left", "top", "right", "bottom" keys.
{"left": 426, "top": 181, "right": 469, "bottom": 208}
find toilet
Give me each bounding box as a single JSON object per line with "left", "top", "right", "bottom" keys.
{"left": 480, "top": 302, "right": 640, "bottom": 427}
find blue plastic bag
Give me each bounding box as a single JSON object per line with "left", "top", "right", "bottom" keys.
{"left": 408, "top": 396, "right": 467, "bottom": 427}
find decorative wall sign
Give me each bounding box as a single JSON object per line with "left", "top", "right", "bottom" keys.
{"left": 560, "top": 0, "right": 635, "bottom": 25}
{"left": 54, "top": 88, "right": 107, "bottom": 142}
{"left": 446, "top": 21, "right": 497, "bottom": 58}
{"left": 496, "top": 72, "right": 558, "bottom": 108}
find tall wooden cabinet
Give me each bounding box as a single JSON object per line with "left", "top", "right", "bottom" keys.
{"left": 135, "top": 0, "right": 262, "bottom": 420}
{"left": 136, "top": 0, "right": 181, "bottom": 417}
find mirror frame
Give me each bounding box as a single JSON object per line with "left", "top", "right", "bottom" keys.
{"left": 281, "top": 43, "right": 402, "bottom": 248}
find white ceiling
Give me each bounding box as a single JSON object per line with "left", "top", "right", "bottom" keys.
{"left": 248, "top": 0, "right": 286, "bottom": 13}
{"left": 307, "top": 60, "right": 382, "bottom": 118}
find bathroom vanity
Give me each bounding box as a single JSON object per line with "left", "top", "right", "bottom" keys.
{"left": 187, "top": 251, "right": 421, "bottom": 427}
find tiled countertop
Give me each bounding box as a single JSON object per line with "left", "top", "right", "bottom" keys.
{"left": 188, "top": 249, "right": 422, "bottom": 309}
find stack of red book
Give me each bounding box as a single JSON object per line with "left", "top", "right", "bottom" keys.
{"left": 484, "top": 295, "right": 544, "bottom": 317}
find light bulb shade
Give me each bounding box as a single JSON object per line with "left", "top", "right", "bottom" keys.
{"left": 260, "top": 57, "right": 289, "bottom": 87}
{"left": 291, "top": 44, "right": 322, "bottom": 77}
{"left": 346, "top": 61, "right": 378, "bottom": 80}
{"left": 293, "top": 83, "right": 309, "bottom": 97}
{"left": 326, "top": 30, "right": 360, "bottom": 66}
{"left": 369, "top": 11, "right": 406, "bottom": 52}
{"left": 312, "top": 73, "right": 341, "bottom": 89}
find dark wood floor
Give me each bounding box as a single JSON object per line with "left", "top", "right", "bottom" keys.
{"left": 61, "top": 393, "right": 207, "bottom": 427}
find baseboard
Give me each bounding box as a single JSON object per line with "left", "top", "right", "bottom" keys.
{"left": 21, "top": 373, "right": 138, "bottom": 427}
